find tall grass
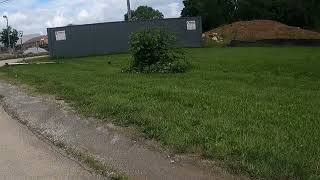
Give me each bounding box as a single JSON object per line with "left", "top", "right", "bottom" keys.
{"left": 1, "top": 47, "right": 320, "bottom": 179}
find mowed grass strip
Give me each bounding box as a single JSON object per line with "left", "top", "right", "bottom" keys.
{"left": 1, "top": 47, "right": 320, "bottom": 179}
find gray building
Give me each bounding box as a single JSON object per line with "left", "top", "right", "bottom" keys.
{"left": 47, "top": 17, "right": 202, "bottom": 58}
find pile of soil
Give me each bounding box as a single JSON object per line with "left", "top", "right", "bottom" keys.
{"left": 204, "top": 20, "right": 320, "bottom": 43}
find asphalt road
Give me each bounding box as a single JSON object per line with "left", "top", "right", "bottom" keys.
{"left": 0, "top": 107, "right": 98, "bottom": 179}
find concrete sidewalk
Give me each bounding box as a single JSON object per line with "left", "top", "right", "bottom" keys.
{"left": 0, "top": 81, "right": 244, "bottom": 180}
{"left": 0, "top": 55, "right": 48, "bottom": 67}
{"left": 0, "top": 106, "right": 99, "bottom": 179}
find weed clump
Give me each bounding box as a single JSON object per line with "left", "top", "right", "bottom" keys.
{"left": 126, "top": 28, "right": 190, "bottom": 73}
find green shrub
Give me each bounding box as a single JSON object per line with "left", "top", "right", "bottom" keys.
{"left": 127, "top": 28, "right": 190, "bottom": 73}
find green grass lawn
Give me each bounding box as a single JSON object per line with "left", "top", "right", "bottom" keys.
{"left": 1, "top": 47, "right": 320, "bottom": 179}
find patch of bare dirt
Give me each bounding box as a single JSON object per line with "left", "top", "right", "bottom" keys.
{"left": 204, "top": 20, "right": 320, "bottom": 43}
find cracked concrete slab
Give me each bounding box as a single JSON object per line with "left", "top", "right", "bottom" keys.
{"left": 0, "top": 81, "right": 246, "bottom": 180}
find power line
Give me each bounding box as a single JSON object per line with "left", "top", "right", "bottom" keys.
{"left": 0, "top": 0, "right": 12, "bottom": 4}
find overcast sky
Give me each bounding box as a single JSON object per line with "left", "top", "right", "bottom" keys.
{"left": 0, "top": 0, "right": 184, "bottom": 35}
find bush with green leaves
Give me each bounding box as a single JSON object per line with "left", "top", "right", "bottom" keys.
{"left": 127, "top": 28, "right": 190, "bottom": 73}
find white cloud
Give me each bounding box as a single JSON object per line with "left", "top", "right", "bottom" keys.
{"left": 168, "top": 3, "right": 182, "bottom": 17}
{"left": 46, "top": 14, "right": 69, "bottom": 27}
{"left": 0, "top": 0, "right": 184, "bottom": 35}
{"left": 77, "top": 10, "right": 89, "bottom": 22}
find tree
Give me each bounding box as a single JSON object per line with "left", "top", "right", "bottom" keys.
{"left": 0, "top": 26, "right": 19, "bottom": 48}
{"left": 181, "top": 0, "right": 320, "bottom": 31}
{"left": 235, "top": 0, "right": 320, "bottom": 30}
{"left": 181, "top": 0, "right": 236, "bottom": 31}
{"left": 125, "top": 6, "right": 164, "bottom": 21}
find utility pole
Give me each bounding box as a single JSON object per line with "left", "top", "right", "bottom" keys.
{"left": 127, "top": 0, "right": 132, "bottom": 21}
{"left": 3, "top": 16, "right": 11, "bottom": 51}
{"left": 3, "top": 15, "right": 10, "bottom": 52}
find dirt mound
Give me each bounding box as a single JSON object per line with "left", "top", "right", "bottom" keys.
{"left": 204, "top": 20, "right": 320, "bottom": 43}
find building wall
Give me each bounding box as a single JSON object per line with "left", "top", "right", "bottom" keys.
{"left": 22, "top": 36, "right": 48, "bottom": 50}
{"left": 47, "top": 17, "right": 202, "bottom": 58}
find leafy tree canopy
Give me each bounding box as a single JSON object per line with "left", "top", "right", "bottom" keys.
{"left": 0, "top": 26, "right": 19, "bottom": 48}
{"left": 125, "top": 6, "right": 164, "bottom": 21}
{"left": 181, "top": 0, "right": 320, "bottom": 31}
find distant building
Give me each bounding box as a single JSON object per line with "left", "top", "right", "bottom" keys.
{"left": 0, "top": 34, "right": 49, "bottom": 53}
{"left": 22, "top": 35, "right": 48, "bottom": 50}
{"left": 19, "top": 34, "right": 41, "bottom": 44}
{"left": 15, "top": 34, "right": 40, "bottom": 51}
